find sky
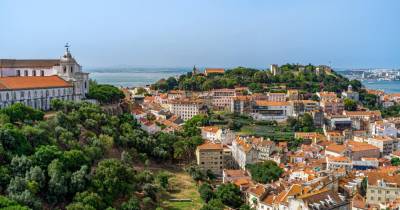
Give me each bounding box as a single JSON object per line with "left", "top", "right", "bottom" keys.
{"left": 1, "top": 0, "right": 399, "bottom": 69}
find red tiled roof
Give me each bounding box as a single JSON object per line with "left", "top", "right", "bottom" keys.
{"left": 0, "top": 59, "right": 60, "bottom": 68}
{"left": 205, "top": 68, "right": 225, "bottom": 74}
{"left": 197, "top": 142, "right": 223, "bottom": 150}
{"left": 255, "top": 100, "right": 290, "bottom": 106}
{"left": 0, "top": 76, "right": 72, "bottom": 90}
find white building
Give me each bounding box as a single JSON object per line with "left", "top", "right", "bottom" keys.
{"left": 231, "top": 136, "right": 276, "bottom": 169}
{"left": 201, "top": 126, "right": 235, "bottom": 145}
{"left": 251, "top": 101, "right": 293, "bottom": 122}
{"left": 169, "top": 98, "right": 206, "bottom": 121}
{"left": 0, "top": 45, "right": 89, "bottom": 110}
{"left": 371, "top": 120, "right": 398, "bottom": 138}
{"left": 342, "top": 84, "right": 359, "bottom": 101}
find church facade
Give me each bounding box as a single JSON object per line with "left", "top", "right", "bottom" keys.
{"left": 0, "top": 46, "right": 89, "bottom": 110}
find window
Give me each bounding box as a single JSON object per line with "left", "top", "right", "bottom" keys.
{"left": 24, "top": 70, "right": 28, "bottom": 76}
{"left": 70, "top": 66, "right": 73, "bottom": 73}
{"left": 16, "top": 70, "right": 21, "bottom": 76}
{"left": 6, "top": 93, "right": 9, "bottom": 100}
{"left": 33, "top": 70, "right": 36, "bottom": 76}
{"left": 40, "top": 71, "right": 44, "bottom": 76}
{"left": 63, "top": 66, "right": 67, "bottom": 73}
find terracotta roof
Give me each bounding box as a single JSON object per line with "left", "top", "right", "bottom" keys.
{"left": 348, "top": 141, "right": 379, "bottom": 152}
{"left": 317, "top": 91, "right": 337, "bottom": 97}
{"left": 0, "top": 59, "right": 60, "bottom": 68}
{"left": 234, "top": 95, "right": 252, "bottom": 101}
{"left": 345, "top": 111, "right": 381, "bottom": 117}
{"left": 197, "top": 142, "right": 223, "bottom": 150}
{"left": 0, "top": 76, "right": 72, "bottom": 90}
{"left": 261, "top": 194, "right": 275, "bottom": 205}
{"left": 169, "top": 98, "right": 204, "bottom": 105}
{"left": 247, "top": 184, "right": 265, "bottom": 197}
{"left": 205, "top": 68, "right": 225, "bottom": 74}
{"left": 367, "top": 171, "right": 400, "bottom": 186}
{"left": 327, "top": 156, "right": 350, "bottom": 163}
{"left": 371, "top": 135, "right": 394, "bottom": 142}
{"left": 202, "top": 126, "right": 220, "bottom": 133}
{"left": 233, "top": 178, "right": 251, "bottom": 187}
{"left": 224, "top": 169, "right": 248, "bottom": 177}
{"left": 254, "top": 100, "right": 290, "bottom": 106}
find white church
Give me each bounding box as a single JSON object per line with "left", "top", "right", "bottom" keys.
{"left": 0, "top": 45, "right": 89, "bottom": 110}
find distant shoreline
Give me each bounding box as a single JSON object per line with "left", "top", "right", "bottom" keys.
{"left": 88, "top": 67, "right": 400, "bottom": 93}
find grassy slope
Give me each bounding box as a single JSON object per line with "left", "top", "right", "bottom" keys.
{"left": 160, "top": 170, "right": 203, "bottom": 210}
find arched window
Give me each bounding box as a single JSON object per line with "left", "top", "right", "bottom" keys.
{"left": 63, "top": 66, "right": 67, "bottom": 73}
{"left": 70, "top": 66, "right": 73, "bottom": 73}
{"left": 41, "top": 70, "right": 44, "bottom": 76}
{"left": 33, "top": 70, "right": 36, "bottom": 76}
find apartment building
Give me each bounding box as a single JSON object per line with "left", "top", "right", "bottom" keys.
{"left": 231, "top": 136, "right": 276, "bottom": 169}
{"left": 325, "top": 141, "right": 380, "bottom": 161}
{"left": 316, "top": 91, "right": 337, "bottom": 101}
{"left": 210, "top": 88, "right": 236, "bottom": 110}
{"left": 169, "top": 98, "right": 206, "bottom": 121}
{"left": 201, "top": 126, "right": 235, "bottom": 145}
{"left": 267, "top": 92, "right": 286, "bottom": 102}
{"left": 366, "top": 171, "right": 400, "bottom": 206}
{"left": 196, "top": 142, "right": 224, "bottom": 175}
{"left": 320, "top": 99, "right": 344, "bottom": 115}
{"left": 366, "top": 136, "right": 398, "bottom": 156}
{"left": 291, "top": 100, "right": 320, "bottom": 116}
{"left": 251, "top": 100, "right": 293, "bottom": 122}
{"left": 287, "top": 89, "right": 300, "bottom": 100}
{"left": 371, "top": 120, "right": 398, "bottom": 138}
{"left": 231, "top": 96, "right": 252, "bottom": 115}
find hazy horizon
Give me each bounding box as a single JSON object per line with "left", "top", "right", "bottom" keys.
{"left": 1, "top": 0, "right": 399, "bottom": 69}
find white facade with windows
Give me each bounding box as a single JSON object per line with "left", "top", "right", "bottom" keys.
{"left": 0, "top": 46, "right": 89, "bottom": 110}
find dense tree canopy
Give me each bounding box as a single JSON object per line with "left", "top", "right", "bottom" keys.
{"left": 151, "top": 65, "right": 361, "bottom": 94}
{"left": 246, "top": 161, "right": 284, "bottom": 184}
{"left": 344, "top": 98, "right": 357, "bottom": 111}
{"left": 87, "top": 80, "right": 125, "bottom": 104}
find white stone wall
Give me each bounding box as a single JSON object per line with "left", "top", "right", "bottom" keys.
{"left": 0, "top": 87, "right": 74, "bottom": 110}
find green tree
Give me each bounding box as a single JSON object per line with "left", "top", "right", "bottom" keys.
{"left": 0, "top": 103, "right": 44, "bottom": 123}
{"left": 200, "top": 199, "right": 225, "bottom": 210}
{"left": 215, "top": 183, "right": 243, "bottom": 208}
{"left": 360, "top": 177, "right": 367, "bottom": 196}
{"left": 70, "top": 165, "right": 89, "bottom": 193}
{"left": 246, "top": 161, "right": 283, "bottom": 184}
{"left": 91, "top": 159, "right": 136, "bottom": 204}
{"left": 344, "top": 98, "right": 357, "bottom": 111}
{"left": 391, "top": 157, "right": 400, "bottom": 166}
{"left": 87, "top": 83, "right": 125, "bottom": 104}
{"left": 120, "top": 197, "right": 141, "bottom": 210}
{"left": 0, "top": 195, "right": 31, "bottom": 210}
{"left": 199, "top": 183, "right": 215, "bottom": 203}
{"left": 72, "top": 191, "right": 106, "bottom": 210}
